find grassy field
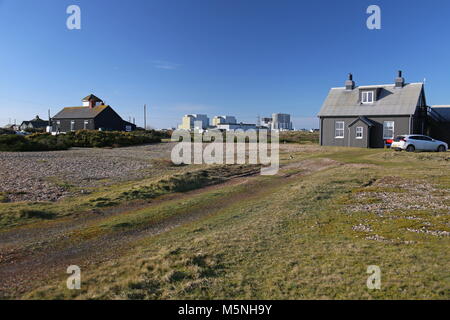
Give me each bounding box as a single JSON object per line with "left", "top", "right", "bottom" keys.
{"left": 1, "top": 144, "right": 449, "bottom": 299}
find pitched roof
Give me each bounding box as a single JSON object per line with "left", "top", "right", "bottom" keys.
{"left": 20, "top": 116, "right": 49, "bottom": 126}
{"left": 318, "top": 83, "right": 423, "bottom": 117}
{"left": 348, "top": 116, "right": 374, "bottom": 127}
{"left": 52, "top": 105, "right": 110, "bottom": 119}
{"left": 431, "top": 105, "right": 450, "bottom": 121}
{"left": 82, "top": 94, "right": 103, "bottom": 102}
{"left": 29, "top": 115, "right": 47, "bottom": 123}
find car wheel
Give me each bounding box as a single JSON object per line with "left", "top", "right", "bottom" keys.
{"left": 406, "top": 145, "right": 415, "bottom": 152}
{"left": 437, "top": 145, "right": 446, "bottom": 152}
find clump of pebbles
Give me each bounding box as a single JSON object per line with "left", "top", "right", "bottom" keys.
{"left": 0, "top": 144, "right": 173, "bottom": 202}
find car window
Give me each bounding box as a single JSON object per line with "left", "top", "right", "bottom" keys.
{"left": 422, "top": 136, "right": 433, "bottom": 141}
{"left": 394, "top": 136, "right": 405, "bottom": 141}
{"left": 410, "top": 136, "right": 421, "bottom": 140}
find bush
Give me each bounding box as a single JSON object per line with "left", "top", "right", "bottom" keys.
{"left": 27, "top": 133, "right": 71, "bottom": 150}
{"left": 0, "top": 130, "right": 163, "bottom": 152}
{"left": 0, "top": 128, "right": 15, "bottom": 135}
{"left": 0, "top": 193, "right": 8, "bottom": 203}
{"left": 23, "top": 127, "right": 46, "bottom": 133}
{"left": 0, "top": 134, "right": 70, "bottom": 152}
{"left": 279, "top": 131, "right": 319, "bottom": 144}
{"left": 18, "top": 209, "right": 56, "bottom": 219}
{"left": 65, "top": 130, "right": 162, "bottom": 148}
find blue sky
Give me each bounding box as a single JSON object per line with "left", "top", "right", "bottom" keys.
{"left": 1, "top": 0, "right": 450, "bottom": 129}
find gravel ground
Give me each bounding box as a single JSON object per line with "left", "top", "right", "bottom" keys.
{"left": 0, "top": 144, "right": 174, "bottom": 202}
{"left": 0, "top": 142, "right": 320, "bottom": 203}
{"left": 347, "top": 176, "right": 450, "bottom": 215}
{"left": 346, "top": 176, "right": 450, "bottom": 238}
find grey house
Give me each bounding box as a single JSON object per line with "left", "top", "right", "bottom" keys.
{"left": 318, "top": 72, "right": 432, "bottom": 148}
{"left": 19, "top": 115, "right": 49, "bottom": 131}
{"left": 52, "top": 95, "right": 136, "bottom": 133}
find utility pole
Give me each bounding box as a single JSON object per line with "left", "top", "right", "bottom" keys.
{"left": 144, "top": 104, "right": 147, "bottom": 130}
{"left": 48, "top": 109, "right": 51, "bottom": 132}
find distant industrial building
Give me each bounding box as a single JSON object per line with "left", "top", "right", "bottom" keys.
{"left": 272, "top": 113, "right": 293, "bottom": 131}
{"left": 215, "top": 123, "right": 257, "bottom": 131}
{"left": 259, "top": 114, "right": 293, "bottom": 131}
{"left": 177, "top": 114, "right": 258, "bottom": 132}
{"left": 177, "top": 113, "right": 291, "bottom": 132}
{"left": 178, "top": 114, "right": 210, "bottom": 131}
{"left": 260, "top": 117, "right": 273, "bottom": 129}
{"left": 212, "top": 115, "right": 237, "bottom": 126}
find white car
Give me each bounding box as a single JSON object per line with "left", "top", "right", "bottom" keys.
{"left": 391, "top": 135, "right": 448, "bottom": 152}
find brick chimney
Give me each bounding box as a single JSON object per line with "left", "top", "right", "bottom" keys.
{"left": 395, "top": 70, "right": 405, "bottom": 88}
{"left": 345, "top": 73, "right": 355, "bottom": 90}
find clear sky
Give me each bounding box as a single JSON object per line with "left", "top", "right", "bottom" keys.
{"left": 1, "top": 0, "right": 450, "bottom": 129}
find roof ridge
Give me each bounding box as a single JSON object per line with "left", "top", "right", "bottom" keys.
{"left": 331, "top": 82, "right": 423, "bottom": 90}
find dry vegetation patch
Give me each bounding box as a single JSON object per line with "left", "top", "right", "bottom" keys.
{"left": 344, "top": 176, "right": 450, "bottom": 242}
{"left": 347, "top": 176, "right": 449, "bottom": 215}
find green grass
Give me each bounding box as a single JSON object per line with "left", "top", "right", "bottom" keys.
{"left": 18, "top": 209, "right": 56, "bottom": 220}
{"left": 0, "top": 164, "right": 258, "bottom": 231}
{"left": 23, "top": 146, "right": 450, "bottom": 299}
{"left": 279, "top": 131, "right": 319, "bottom": 144}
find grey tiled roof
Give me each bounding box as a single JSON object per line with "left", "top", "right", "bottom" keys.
{"left": 431, "top": 105, "right": 450, "bottom": 121}
{"left": 53, "top": 105, "right": 110, "bottom": 119}
{"left": 318, "top": 83, "right": 423, "bottom": 117}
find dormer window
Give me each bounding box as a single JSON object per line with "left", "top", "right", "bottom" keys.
{"left": 361, "top": 91, "right": 375, "bottom": 104}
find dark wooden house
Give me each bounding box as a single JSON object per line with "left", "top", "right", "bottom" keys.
{"left": 52, "top": 95, "right": 136, "bottom": 133}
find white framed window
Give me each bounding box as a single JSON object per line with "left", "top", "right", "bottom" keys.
{"left": 335, "top": 121, "right": 344, "bottom": 138}
{"left": 361, "top": 91, "right": 374, "bottom": 104}
{"left": 383, "top": 121, "right": 394, "bottom": 139}
{"left": 84, "top": 120, "right": 89, "bottom": 129}
{"left": 356, "top": 127, "right": 363, "bottom": 139}
{"left": 70, "top": 120, "right": 75, "bottom": 131}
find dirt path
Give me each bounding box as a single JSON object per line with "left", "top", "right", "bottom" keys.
{"left": 0, "top": 159, "right": 339, "bottom": 298}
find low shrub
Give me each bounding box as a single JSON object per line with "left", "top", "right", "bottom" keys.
{"left": 0, "top": 135, "right": 31, "bottom": 151}
{"left": 0, "top": 193, "right": 9, "bottom": 203}
{"left": 0, "top": 130, "right": 163, "bottom": 151}
{"left": 65, "top": 130, "right": 162, "bottom": 148}
{"left": 27, "top": 133, "right": 71, "bottom": 150}
{"left": 23, "top": 127, "right": 46, "bottom": 133}
{"left": 279, "top": 131, "right": 319, "bottom": 144}
{"left": 18, "top": 209, "right": 56, "bottom": 219}
{"left": 0, "top": 133, "right": 70, "bottom": 152}
{"left": 0, "top": 128, "right": 15, "bottom": 135}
